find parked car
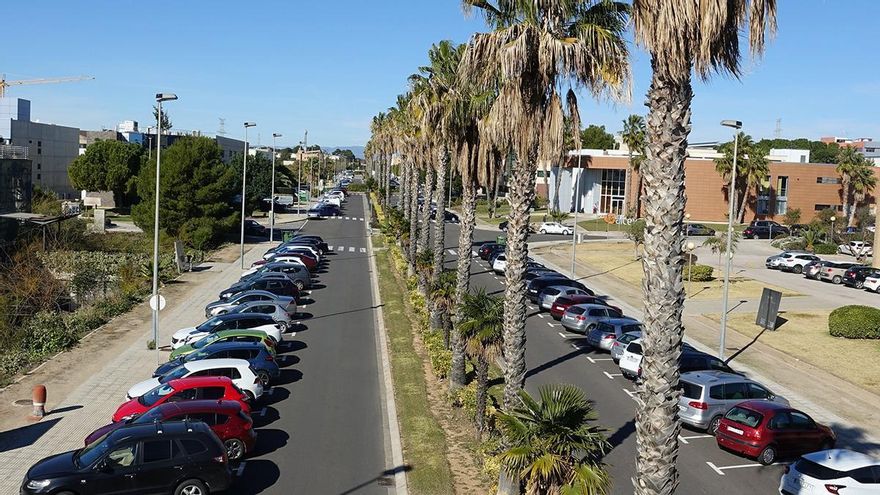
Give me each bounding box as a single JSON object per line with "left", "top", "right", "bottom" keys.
{"left": 113, "top": 376, "right": 249, "bottom": 422}
{"left": 243, "top": 219, "right": 267, "bottom": 236}
{"left": 619, "top": 341, "right": 727, "bottom": 380}
{"left": 267, "top": 243, "right": 322, "bottom": 261}
{"left": 842, "top": 266, "right": 880, "bottom": 289}
{"left": 677, "top": 370, "right": 788, "bottom": 434}
{"left": 538, "top": 222, "right": 573, "bottom": 235}
{"left": 549, "top": 294, "right": 619, "bottom": 320}
{"left": 154, "top": 342, "right": 279, "bottom": 386}
{"left": 478, "top": 242, "right": 504, "bottom": 260}
{"left": 126, "top": 358, "right": 263, "bottom": 402}
{"left": 686, "top": 224, "right": 716, "bottom": 236}
{"left": 307, "top": 204, "right": 340, "bottom": 218}
{"left": 171, "top": 313, "right": 282, "bottom": 349}
{"left": 488, "top": 248, "right": 507, "bottom": 266}
{"left": 765, "top": 251, "right": 811, "bottom": 270}
{"left": 715, "top": 401, "right": 835, "bottom": 465}
{"left": 219, "top": 276, "right": 298, "bottom": 301}
{"left": 267, "top": 235, "right": 328, "bottom": 254}
{"left": 538, "top": 286, "right": 592, "bottom": 311}
{"left": 776, "top": 253, "right": 821, "bottom": 274}
{"left": 610, "top": 331, "right": 642, "bottom": 362}
{"left": 863, "top": 275, "right": 880, "bottom": 293}
{"left": 262, "top": 252, "right": 319, "bottom": 271}
{"left": 818, "top": 261, "right": 861, "bottom": 285}
{"left": 743, "top": 224, "right": 790, "bottom": 239}
{"left": 751, "top": 220, "right": 786, "bottom": 230}
{"left": 169, "top": 329, "right": 277, "bottom": 361}
{"left": 240, "top": 262, "right": 312, "bottom": 291}
{"left": 430, "top": 209, "right": 459, "bottom": 223}
{"left": 492, "top": 254, "right": 508, "bottom": 274}
{"left": 224, "top": 300, "right": 293, "bottom": 331}
{"left": 22, "top": 421, "right": 231, "bottom": 495}
{"left": 789, "top": 224, "right": 810, "bottom": 235}
{"left": 85, "top": 400, "right": 255, "bottom": 461}
{"left": 527, "top": 276, "right": 592, "bottom": 303}
{"left": 560, "top": 304, "right": 622, "bottom": 334}
{"left": 779, "top": 449, "right": 880, "bottom": 495}
{"left": 838, "top": 240, "right": 874, "bottom": 257}
{"left": 586, "top": 318, "right": 644, "bottom": 351}
{"left": 803, "top": 260, "right": 830, "bottom": 280}
{"left": 205, "top": 290, "right": 296, "bottom": 318}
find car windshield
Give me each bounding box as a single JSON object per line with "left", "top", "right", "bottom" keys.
{"left": 191, "top": 333, "right": 219, "bottom": 350}
{"left": 619, "top": 333, "right": 640, "bottom": 344}
{"left": 196, "top": 317, "right": 224, "bottom": 332}
{"left": 544, "top": 288, "right": 560, "bottom": 296}
{"left": 596, "top": 322, "right": 614, "bottom": 334}
{"left": 793, "top": 458, "right": 847, "bottom": 480}
{"left": 138, "top": 383, "right": 175, "bottom": 406}
{"left": 566, "top": 306, "right": 586, "bottom": 316}
{"left": 75, "top": 434, "right": 112, "bottom": 468}
{"left": 627, "top": 342, "right": 643, "bottom": 355}
{"left": 158, "top": 365, "right": 190, "bottom": 384}
{"left": 725, "top": 406, "right": 763, "bottom": 428}
{"left": 185, "top": 349, "right": 212, "bottom": 362}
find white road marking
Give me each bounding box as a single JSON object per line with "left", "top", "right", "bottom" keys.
{"left": 471, "top": 250, "right": 478, "bottom": 256}
{"left": 449, "top": 249, "right": 457, "bottom": 255}
{"left": 623, "top": 388, "right": 637, "bottom": 400}
{"left": 234, "top": 461, "right": 247, "bottom": 476}
{"left": 336, "top": 246, "right": 344, "bottom": 251}
{"left": 593, "top": 357, "right": 613, "bottom": 361}
{"left": 546, "top": 322, "right": 554, "bottom": 327}
{"left": 557, "top": 332, "right": 567, "bottom": 339}
{"left": 603, "top": 371, "right": 622, "bottom": 380}
{"left": 587, "top": 356, "right": 596, "bottom": 363}
{"left": 679, "top": 434, "right": 714, "bottom": 444}
{"left": 349, "top": 246, "right": 355, "bottom": 252}
{"left": 360, "top": 247, "right": 366, "bottom": 253}
{"left": 706, "top": 462, "right": 725, "bottom": 476}
{"left": 345, "top": 216, "right": 351, "bottom": 220}
{"left": 328, "top": 245, "right": 334, "bottom": 250}
{"left": 570, "top": 343, "right": 582, "bottom": 350}
{"left": 359, "top": 217, "right": 364, "bottom": 221}
{"left": 538, "top": 314, "right": 545, "bottom": 319}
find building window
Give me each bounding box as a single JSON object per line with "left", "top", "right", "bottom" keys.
{"left": 775, "top": 176, "right": 788, "bottom": 215}
{"left": 814, "top": 204, "right": 843, "bottom": 212}
{"left": 37, "top": 163, "right": 41, "bottom": 170}
{"left": 599, "top": 169, "right": 626, "bottom": 215}
{"left": 37, "top": 141, "right": 41, "bottom": 146}
{"left": 756, "top": 177, "right": 771, "bottom": 215}
{"left": 36, "top": 173, "right": 41, "bottom": 180}
{"left": 535, "top": 170, "right": 547, "bottom": 178}
{"left": 816, "top": 176, "right": 841, "bottom": 184}
{"left": 37, "top": 148, "right": 41, "bottom": 155}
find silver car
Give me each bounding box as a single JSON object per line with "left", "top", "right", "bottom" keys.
{"left": 226, "top": 300, "right": 294, "bottom": 331}
{"left": 610, "top": 331, "right": 641, "bottom": 362}
{"left": 678, "top": 370, "right": 788, "bottom": 434}
{"left": 538, "top": 286, "right": 591, "bottom": 311}
{"left": 586, "top": 318, "right": 643, "bottom": 351}
{"left": 817, "top": 261, "right": 860, "bottom": 284}
{"left": 241, "top": 262, "right": 312, "bottom": 291}
{"left": 205, "top": 290, "right": 296, "bottom": 318}
{"left": 560, "top": 304, "right": 622, "bottom": 334}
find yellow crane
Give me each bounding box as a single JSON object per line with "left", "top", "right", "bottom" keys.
{"left": 0, "top": 74, "right": 95, "bottom": 98}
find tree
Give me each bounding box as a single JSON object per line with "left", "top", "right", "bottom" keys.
{"left": 152, "top": 105, "right": 172, "bottom": 131}
{"left": 842, "top": 151, "right": 876, "bottom": 226}
{"left": 580, "top": 124, "right": 616, "bottom": 150}
{"left": 624, "top": 219, "right": 647, "bottom": 258}
{"left": 837, "top": 147, "right": 862, "bottom": 224}
{"left": 132, "top": 136, "right": 239, "bottom": 249}
{"left": 755, "top": 138, "right": 840, "bottom": 164}
{"left": 621, "top": 115, "right": 647, "bottom": 217}
{"left": 228, "top": 152, "right": 291, "bottom": 216}
{"left": 457, "top": 288, "right": 505, "bottom": 437}
{"left": 630, "top": 1, "right": 776, "bottom": 493}
{"left": 714, "top": 133, "right": 769, "bottom": 223}
{"left": 430, "top": 271, "right": 457, "bottom": 346}
{"left": 68, "top": 140, "right": 145, "bottom": 206}
{"left": 783, "top": 208, "right": 801, "bottom": 226}
{"left": 702, "top": 230, "right": 741, "bottom": 270}
{"left": 462, "top": 0, "right": 630, "bottom": 419}
{"left": 331, "top": 148, "right": 356, "bottom": 161}
{"left": 497, "top": 384, "right": 611, "bottom": 495}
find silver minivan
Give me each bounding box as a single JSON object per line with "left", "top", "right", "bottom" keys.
{"left": 560, "top": 304, "right": 622, "bottom": 334}
{"left": 678, "top": 370, "right": 788, "bottom": 434}
{"left": 538, "top": 286, "right": 591, "bottom": 310}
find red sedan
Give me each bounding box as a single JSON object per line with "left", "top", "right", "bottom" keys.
{"left": 112, "top": 376, "right": 250, "bottom": 422}
{"left": 88, "top": 400, "right": 256, "bottom": 460}
{"left": 716, "top": 400, "right": 835, "bottom": 465}
{"left": 549, "top": 295, "right": 621, "bottom": 320}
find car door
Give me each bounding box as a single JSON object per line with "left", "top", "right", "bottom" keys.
{"left": 87, "top": 442, "right": 138, "bottom": 495}
{"left": 767, "top": 412, "right": 797, "bottom": 456}
{"left": 134, "top": 438, "right": 184, "bottom": 494}
{"left": 788, "top": 411, "right": 824, "bottom": 454}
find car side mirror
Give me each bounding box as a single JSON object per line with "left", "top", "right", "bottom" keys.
{"left": 95, "top": 460, "right": 111, "bottom": 472}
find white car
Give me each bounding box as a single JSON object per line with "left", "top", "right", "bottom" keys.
{"left": 265, "top": 244, "right": 321, "bottom": 261}
{"left": 492, "top": 254, "right": 507, "bottom": 274}
{"left": 864, "top": 276, "right": 880, "bottom": 292}
{"left": 126, "top": 358, "right": 263, "bottom": 401}
{"left": 619, "top": 338, "right": 644, "bottom": 379}
{"left": 776, "top": 253, "right": 822, "bottom": 274}
{"left": 538, "top": 222, "right": 573, "bottom": 235}
{"left": 321, "top": 197, "right": 342, "bottom": 207}
{"left": 242, "top": 258, "right": 306, "bottom": 277}
{"left": 171, "top": 316, "right": 282, "bottom": 349}
{"left": 779, "top": 449, "right": 880, "bottom": 494}
{"left": 326, "top": 190, "right": 345, "bottom": 201}
{"left": 838, "top": 241, "right": 873, "bottom": 257}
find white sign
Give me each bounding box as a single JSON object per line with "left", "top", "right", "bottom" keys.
{"left": 149, "top": 295, "right": 167, "bottom": 311}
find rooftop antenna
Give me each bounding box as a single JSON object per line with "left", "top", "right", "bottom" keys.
{"left": 217, "top": 118, "right": 227, "bottom": 136}
{"left": 774, "top": 118, "right": 782, "bottom": 139}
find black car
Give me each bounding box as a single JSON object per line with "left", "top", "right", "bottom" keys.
{"left": 243, "top": 219, "right": 267, "bottom": 237}
{"left": 307, "top": 204, "right": 340, "bottom": 218}
{"left": 221, "top": 277, "right": 298, "bottom": 300}
{"left": 524, "top": 269, "right": 559, "bottom": 282}
{"left": 286, "top": 235, "right": 329, "bottom": 253}
{"left": 22, "top": 421, "right": 231, "bottom": 495}
{"left": 527, "top": 276, "right": 593, "bottom": 302}
{"left": 477, "top": 243, "right": 504, "bottom": 260}
{"left": 742, "top": 224, "right": 790, "bottom": 239}
{"left": 430, "top": 209, "right": 460, "bottom": 223}
{"left": 842, "top": 266, "right": 880, "bottom": 289}
{"left": 686, "top": 224, "right": 715, "bottom": 236}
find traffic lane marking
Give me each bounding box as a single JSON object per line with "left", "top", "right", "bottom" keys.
{"left": 603, "top": 371, "right": 622, "bottom": 380}
{"left": 706, "top": 461, "right": 780, "bottom": 476}
{"left": 678, "top": 434, "right": 713, "bottom": 444}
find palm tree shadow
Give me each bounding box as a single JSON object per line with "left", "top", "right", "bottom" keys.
{"left": 606, "top": 419, "right": 635, "bottom": 452}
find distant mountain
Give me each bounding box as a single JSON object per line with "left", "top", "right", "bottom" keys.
{"left": 322, "top": 146, "right": 364, "bottom": 159}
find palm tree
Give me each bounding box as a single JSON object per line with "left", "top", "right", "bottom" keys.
{"left": 702, "top": 230, "right": 740, "bottom": 270}
{"left": 714, "top": 133, "right": 770, "bottom": 223}
{"left": 630, "top": 1, "right": 776, "bottom": 493}
{"left": 430, "top": 270, "right": 457, "bottom": 346}
{"left": 497, "top": 384, "right": 611, "bottom": 495}
{"left": 845, "top": 153, "right": 876, "bottom": 226}
{"left": 837, "top": 147, "right": 863, "bottom": 223}
{"left": 621, "top": 114, "right": 646, "bottom": 217}
{"left": 458, "top": 288, "right": 505, "bottom": 437}
{"left": 462, "top": 0, "right": 630, "bottom": 412}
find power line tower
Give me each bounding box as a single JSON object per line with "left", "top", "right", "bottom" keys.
{"left": 774, "top": 118, "right": 782, "bottom": 139}
{"left": 217, "top": 118, "right": 227, "bottom": 136}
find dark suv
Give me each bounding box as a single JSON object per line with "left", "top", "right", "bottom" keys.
{"left": 22, "top": 421, "right": 231, "bottom": 495}
{"left": 526, "top": 276, "right": 593, "bottom": 302}
{"left": 743, "top": 221, "right": 790, "bottom": 239}
{"left": 220, "top": 276, "right": 298, "bottom": 300}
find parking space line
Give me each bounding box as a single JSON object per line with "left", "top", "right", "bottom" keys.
{"left": 328, "top": 245, "right": 334, "bottom": 250}
{"left": 570, "top": 343, "right": 582, "bottom": 350}
{"left": 345, "top": 216, "right": 350, "bottom": 220}
{"left": 623, "top": 388, "right": 637, "bottom": 400}
{"left": 349, "top": 246, "right": 355, "bottom": 252}
{"left": 679, "top": 434, "right": 713, "bottom": 444}
{"left": 593, "top": 357, "right": 613, "bottom": 361}
{"left": 359, "top": 217, "right": 364, "bottom": 221}
{"left": 546, "top": 322, "right": 554, "bottom": 327}
{"left": 603, "top": 371, "right": 622, "bottom": 380}
{"left": 557, "top": 332, "right": 567, "bottom": 339}
{"left": 706, "top": 461, "right": 775, "bottom": 476}
{"left": 449, "top": 249, "right": 457, "bottom": 255}
{"left": 706, "top": 462, "right": 725, "bottom": 476}
{"left": 360, "top": 247, "right": 366, "bottom": 253}
{"left": 233, "top": 461, "right": 247, "bottom": 476}
{"left": 336, "top": 246, "right": 344, "bottom": 251}
{"left": 587, "top": 356, "right": 596, "bottom": 363}
{"left": 538, "top": 314, "right": 545, "bottom": 319}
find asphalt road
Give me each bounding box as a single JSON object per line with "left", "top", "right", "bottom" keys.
{"left": 232, "top": 194, "right": 394, "bottom": 494}
{"left": 435, "top": 222, "right": 786, "bottom": 495}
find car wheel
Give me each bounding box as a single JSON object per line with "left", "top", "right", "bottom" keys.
{"left": 225, "top": 438, "right": 246, "bottom": 461}
{"left": 793, "top": 265, "right": 803, "bottom": 274}
{"left": 175, "top": 479, "right": 209, "bottom": 495}
{"left": 832, "top": 275, "right": 842, "bottom": 284}
{"left": 257, "top": 370, "right": 271, "bottom": 387}
{"left": 294, "top": 280, "right": 305, "bottom": 291}
{"left": 244, "top": 389, "right": 256, "bottom": 402}
{"left": 758, "top": 445, "right": 777, "bottom": 465}
{"left": 540, "top": 229, "right": 547, "bottom": 234}
{"left": 564, "top": 230, "right": 571, "bottom": 235}
{"left": 708, "top": 415, "right": 723, "bottom": 436}
{"left": 856, "top": 281, "right": 865, "bottom": 289}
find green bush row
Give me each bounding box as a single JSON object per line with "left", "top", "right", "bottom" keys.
{"left": 813, "top": 243, "right": 838, "bottom": 255}
{"left": 688, "top": 264, "right": 714, "bottom": 282}
{"left": 829, "top": 305, "right": 880, "bottom": 339}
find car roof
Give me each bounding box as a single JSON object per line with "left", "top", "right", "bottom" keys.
{"left": 571, "top": 303, "right": 610, "bottom": 310}
{"left": 153, "top": 399, "right": 242, "bottom": 416}
{"left": 680, "top": 370, "right": 749, "bottom": 385}
{"left": 545, "top": 284, "right": 580, "bottom": 291}
{"left": 599, "top": 317, "right": 640, "bottom": 325}
{"left": 183, "top": 358, "right": 252, "bottom": 371}
{"left": 107, "top": 420, "right": 213, "bottom": 444}
{"left": 229, "top": 290, "right": 278, "bottom": 300}
{"left": 213, "top": 313, "right": 274, "bottom": 322}
{"left": 236, "top": 300, "right": 283, "bottom": 309}
{"left": 211, "top": 328, "right": 271, "bottom": 338}
{"left": 800, "top": 449, "right": 880, "bottom": 470}
{"left": 167, "top": 376, "right": 234, "bottom": 388}
{"left": 732, "top": 400, "right": 791, "bottom": 413}
{"left": 195, "top": 341, "right": 265, "bottom": 353}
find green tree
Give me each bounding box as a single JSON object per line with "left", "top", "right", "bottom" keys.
{"left": 783, "top": 208, "right": 801, "bottom": 226}
{"left": 68, "top": 140, "right": 145, "bottom": 206}
{"left": 331, "top": 148, "right": 356, "bottom": 161}
{"left": 702, "top": 230, "right": 741, "bottom": 272}
{"left": 152, "top": 105, "right": 172, "bottom": 131}
{"left": 621, "top": 115, "right": 647, "bottom": 217}
{"left": 714, "top": 133, "right": 769, "bottom": 223}
{"left": 497, "top": 385, "right": 611, "bottom": 495}
{"left": 132, "top": 136, "right": 238, "bottom": 249}
{"left": 228, "top": 152, "right": 293, "bottom": 215}
{"left": 843, "top": 151, "right": 876, "bottom": 226}
{"left": 837, "top": 147, "right": 863, "bottom": 224}
{"left": 580, "top": 124, "right": 616, "bottom": 150}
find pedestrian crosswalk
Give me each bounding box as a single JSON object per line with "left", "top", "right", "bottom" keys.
{"left": 326, "top": 245, "right": 368, "bottom": 253}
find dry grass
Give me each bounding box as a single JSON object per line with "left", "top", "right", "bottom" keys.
{"left": 704, "top": 311, "right": 880, "bottom": 390}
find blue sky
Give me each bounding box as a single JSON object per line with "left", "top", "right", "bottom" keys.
{"left": 4, "top": 1, "right": 878, "bottom": 148}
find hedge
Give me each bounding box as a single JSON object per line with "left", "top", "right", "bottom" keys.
{"left": 689, "top": 264, "right": 714, "bottom": 282}
{"left": 829, "top": 305, "right": 880, "bottom": 339}
{"left": 813, "top": 243, "right": 838, "bottom": 255}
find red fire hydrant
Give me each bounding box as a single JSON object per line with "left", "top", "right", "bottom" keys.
{"left": 31, "top": 385, "right": 46, "bottom": 419}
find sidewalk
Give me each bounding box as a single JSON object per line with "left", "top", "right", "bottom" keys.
{"left": 0, "top": 242, "right": 270, "bottom": 491}
{"left": 534, "top": 245, "right": 880, "bottom": 455}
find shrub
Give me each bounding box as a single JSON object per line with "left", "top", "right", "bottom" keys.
{"left": 423, "top": 330, "right": 451, "bottom": 378}
{"left": 771, "top": 236, "right": 806, "bottom": 251}
{"left": 829, "top": 305, "right": 880, "bottom": 339}
{"left": 813, "top": 243, "right": 838, "bottom": 255}
{"left": 688, "top": 264, "right": 714, "bottom": 282}
{"left": 24, "top": 311, "right": 77, "bottom": 356}
{"left": 0, "top": 350, "right": 31, "bottom": 380}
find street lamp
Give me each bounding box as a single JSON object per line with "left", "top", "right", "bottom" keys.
{"left": 270, "top": 133, "right": 282, "bottom": 243}
{"left": 151, "top": 92, "right": 177, "bottom": 365}
{"left": 719, "top": 119, "right": 742, "bottom": 360}
{"left": 240, "top": 122, "right": 256, "bottom": 269}
{"left": 571, "top": 149, "right": 583, "bottom": 278}
{"left": 686, "top": 241, "right": 696, "bottom": 294}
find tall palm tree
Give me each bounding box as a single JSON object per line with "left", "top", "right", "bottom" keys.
{"left": 461, "top": 0, "right": 630, "bottom": 411}
{"left": 621, "top": 114, "right": 646, "bottom": 217}
{"left": 630, "top": 1, "right": 776, "bottom": 493}
{"left": 497, "top": 384, "right": 611, "bottom": 495}
{"left": 837, "top": 147, "right": 872, "bottom": 226}
{"left": 848, "top": 157, "right": 877, "bottom": 227}
{"left": 458, "top": 288, "right": 505, "bottom": 437}
{"left": 430, "top": 270, "right": 457, "bottom": 346}
{"left": 714, "top": 132, "right": 769, "bottom": 223}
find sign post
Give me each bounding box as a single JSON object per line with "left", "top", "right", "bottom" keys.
{"left": 756, "top": 288, "right": 782, "bottom": 331}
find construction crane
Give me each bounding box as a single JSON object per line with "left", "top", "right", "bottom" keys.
{"left": 0, "top": 74, "right": 95, "bottom": 98}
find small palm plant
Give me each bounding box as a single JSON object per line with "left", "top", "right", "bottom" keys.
{"left": 497, "top": 384, "right": 611, "bottom": 495}
{"left": 415, "top": 250, "right": 434, "bottom": 294}
{"left": 430, "top": 270, "right": 457, "bottom": 340}
{"left": 803, "top": 227, "right": 821, "bottom": 252}
{"left": 703, "top": 229, "right": 741, "bottom": 270}
{"left": 458, "top": 288, "right": 505, "bottom": 437}
{"left": 549, "top": 209, "right": 571, "bottom": 224}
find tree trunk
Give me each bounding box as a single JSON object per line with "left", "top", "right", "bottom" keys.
{"left": 475, "top": 356, "right": 489, "bottom": 439}
{"left": 449, "top": 176, "right": 476, "bottom": 392}
{"left": 543, "top": 162, "right": 550, "bottom": 215}
{"left": 737, "top": 185, "right": 748, "bottom": 224}
{"left": 419, "top": 167, "right": 435, "bottom": 255}
{"left": 501, "top": 153, "right": 536, "bottom": 410}
{"left": 841, "top": 178, "right": 852, "bottom": 226}
{"left": 633, "top": 58, "right": 690, "bottom": 495}
{"left": 493, "top": 157, "right": 505, "bottom": 218}
{"left": 553, "top": 160, "right": 563, "bottom": 213}
{"left": 408, "top": 165, "right": 419, "bottom": 275}
{"left": 384, "top": 153, "right": 391, "bottom": 207}
{"left": 635, "top": 173, "right": 644, "bottom": 218}
{"left": 401, "top": 164, "right": 410, "bottom": 219}
{"left": 430, "top": 152, "right": 448, "bottom": 330}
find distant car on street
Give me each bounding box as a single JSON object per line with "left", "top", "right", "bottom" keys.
{"left": 677, "top": 370, "right": 787, "bottom": 434}
{"left": 244, "top": 219, "right": 267, "bottom": 236}
{"left": 527, "top": 276, "right": 592, "bottom": 303}
{"left": 126, "top": 358, "right": 263, "bottom": 402}
{"left": 549, "top": 294, "right": 621, "bottom": 320}
{"left": 171, "top": 313, "right": 282, "bottom": 349}
{"left": 838, "top": 240, "right": 873, "bottom": 257}
{"left": 586, "top": 318, "right": 643, "bottom": 351}
{"left": 538, "top": 222, "right": 573, "bottom": 235}
{"left": 169, "top": 328, "right": 277, "bottom": 361}
{"left": 686, "top": 224, "right": 716, "bottom": 236}
{"left": 205, "top": 290, "right": 295, "bottom": 318}
{"left": 559, "top": 303, "right": 622, "bottom": 334}
{"left": 610, "top": 331, "right": 641, "bottom": 362}
{"left": 743, "top": 223, "right": 790, "bottom": 239}
{"left": 803, "top": 260, "right": 830, "bottom": 280}
{"left": 842, "top": 265, "right": 880, "bottom": 289}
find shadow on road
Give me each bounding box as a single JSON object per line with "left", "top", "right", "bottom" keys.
{"left": 607, "top": 419, "right": 635, "bottom": 451}
{"left": 306, "top": 304, "right": 384, "bottom": 321}
{"left": 282, "top": 340, "right": 307, "bottom": 353}
{"left": 0, "top": 417, "right": 62, "bottom": 453}
{"left": 274, "top": 369, "right": 303, "bottom": 386}
{"left": 276, "top": 354, "right": 300, "bottom": 367}
{"left": 252, "top": 406, "right": 279, "bottom": 428}
{"left": 253, "top": 428, "right": 289, "bottom": 456}
{"left": 339, "top": 464, "right": 413, "bottom": 495}
{"left": 261, "top": 387, "right": 291, "bottom": 407}
{"left": 524, "top": 348, "right": 586, "bottom": 380}
{"left": 231, "top": 459, "right": 280, "bottom": 494}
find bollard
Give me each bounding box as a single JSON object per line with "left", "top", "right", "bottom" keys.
{"left": 31, "top": 385, "right": 46, "bottom": 419}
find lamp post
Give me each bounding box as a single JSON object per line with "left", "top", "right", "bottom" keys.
{"left": 686, "top": 241, "right": 696, "bottom": 294}
{"left": 240, "top": 122, "right": 256, "bottom": 269}
{"left": 151, "top": 92, "right": 177, "bottom": 365}
{"left": 719, "top": 119, "right": 742, "bottom": 360}
{"left": 270, "top": 133, "right": 282, "bottom": 242}
{"left": 571, "top": 149, "right": 583, "bottom": 278}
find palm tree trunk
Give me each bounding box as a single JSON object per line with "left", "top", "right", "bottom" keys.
{"left": 449, "top": 176, "right": 476, "bottom": 392}
{"left": 501, "top": 154, "right": 536, "bottom": 410}
{"left": 475, "top": 356, "right": 489, "bottom": 439}
{"left": 635, "top": 173, "right": 644, "bottom": 217}
{"left": 543, "top": 162, "right": 550, "bottom": 215}
{"left": 634, "top": 59, "right": 689, "bottom": 495}
{"left": 431, "top": 152, "right": 448, "bottom": 330}
{"left": 841, "top": 178, "right": 851, "bottom": 226}
{"left": 419, "top": 167, "right": 435, "bottom": 255}
{"left": 495, "top": 157, "right": 505, "bottom": 217}
{"left": 553, "top": 161, "right": 563, "bottom": 213}
{"left": 737, "top": 184, "right": 748, "bottom": 224}
{"left": 401, "top": 164, "right": 410, "bottom": 219}
{"left": 384, "top": 153, "right": 391, "bottom": 207}
{"left": 848, "top": 196, "right": 858, "bottom": 227}
{"left": 408, "top": 165, "right": 419, "bottom": 275}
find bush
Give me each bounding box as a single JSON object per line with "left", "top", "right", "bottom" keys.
{"left": 829, "top": 305, "right": 880, "bottom": 339}
{"left": 813, "top": 243, "right": 838, "bottom": 255}
{"left": 771, "top": 236, "right": 806, "bottom": 251}
{"left": 423, "top": 330, "right": 451, "bottom": 378}
{"left": 24, "top": 311, "right": 77, "bottom": 356}
{"left": 0, "top": 351, "right": 31, "bottom": 380}
{"left": 688, "top": 264, "right": 714, "bottom": 282}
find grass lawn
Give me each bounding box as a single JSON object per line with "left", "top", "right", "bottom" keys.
{"left": 475, "top": 202, "right": 549, "bottom": 226}
{"left": 704, "top": 311, "right": 880, "bottom": 390}
{"left": 577, "top": 218, "right": 628, "bottom": 232}
{"left": 373, "top": 235, "right": 455, "bottom": 495}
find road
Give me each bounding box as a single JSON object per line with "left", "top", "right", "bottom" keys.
{"left": 435, "top": 222, "right": 785, "bottom": 495}
{"left": 232, "top": 193, "right": 396, "bottom": 494}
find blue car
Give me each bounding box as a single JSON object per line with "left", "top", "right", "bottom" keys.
{"left": 153, "top": 341, "right": 280, "bottom": 386}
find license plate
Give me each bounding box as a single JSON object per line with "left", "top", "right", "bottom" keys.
{"left": 727, "top": 426, "right": 743, "bottom": 435}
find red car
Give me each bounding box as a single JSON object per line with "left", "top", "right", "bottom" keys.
{"left": 112, "top": 376, "right": 250, "bottom": 422}
{"left": 715, "top": 400, "right": 835, "bottom": 465}
{"left": 88, "top": 400, "right": 256, "bottom": 460}
{"left": 549, "top": 295, "right": 621, "bottom": 320}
